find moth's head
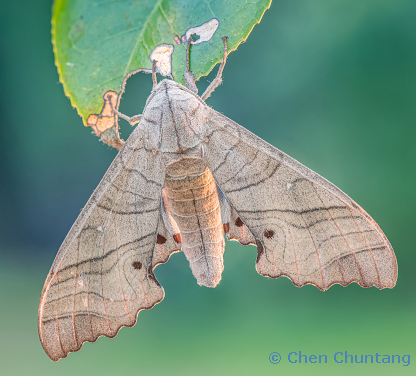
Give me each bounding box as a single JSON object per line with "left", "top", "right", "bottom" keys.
{"left": 154, "top": 78, "right": 186, "bottom": 92}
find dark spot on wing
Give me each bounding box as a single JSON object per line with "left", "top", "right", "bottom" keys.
{"left": 157, "top": 234, "right": 167, "bottom": 244}
{"left": 223, "top": 223, "right": 230, "bottom": 234}
{"left": 235, "top": 217, "right": 244, "bottom": 227}
{"left": 264, "top": 230, "right": 275, "bottom": 239}
{"left": 173, "top": 233, "right": 182, "bottom": 244}
{"left": 132, "top": 261, "right": 142, "bottom": 270}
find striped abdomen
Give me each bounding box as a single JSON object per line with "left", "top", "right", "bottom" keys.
{"left": 164, "top": 158, "right": 225, "bottom": 287}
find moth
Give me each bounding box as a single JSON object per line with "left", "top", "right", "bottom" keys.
{"left": 39, "top": 36, "right": 397, "bottom": 361}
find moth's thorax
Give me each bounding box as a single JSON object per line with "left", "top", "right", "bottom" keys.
{"left": 140, "top": 80, "right": 209, "bottom": 154}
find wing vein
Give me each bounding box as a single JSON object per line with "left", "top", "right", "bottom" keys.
{"left": 55, "top": 270, "right": 65, "bottom": 356}
{"left": 345, "top": 204, "right": 382, "bottom": 286}
{"left": 308, "top": 184, "right": 347, "bottom": 284}
{"left": 279, "top": 209, "right": 301, "bottom": 285}
{"left": 115, "top": 215, "right": 133, "bottom": 323}
{"left": 71, "top": 238, "right": 80, "bottom": 349}
{"left": 98, "top": 169, "right": 133, "bottom": 336}
{"left": 286, "top": 191, "right": 325, "bottom": 288}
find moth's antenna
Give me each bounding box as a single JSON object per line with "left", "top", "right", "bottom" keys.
{"left": 201, "top": 36, "right": 228, "bottom": 101}
{"left": 186, "top": 38, "right": 192, "bottom": 72}
{"left": 152, "top": 60, "right": 158, "bottom": 90}
{"left": 184, "top": 38, "right": 198, "bottom": 94}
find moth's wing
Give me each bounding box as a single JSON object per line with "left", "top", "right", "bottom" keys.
{"left": 203, "top": 110, "right": 397, "bottom": 290}
{"left": 38, "top": 128, "right": 180, "bottom": 361}
{"left": 217, "top": 184, "right": 256, "bottom": 245}
{"left": 227, "top": 206, "right": 256, "bottom": 245}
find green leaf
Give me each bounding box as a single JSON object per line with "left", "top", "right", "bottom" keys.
{"left": 52, "top": 0, "right": 271, "bottom": 146}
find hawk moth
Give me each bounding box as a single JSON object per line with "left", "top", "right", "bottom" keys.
{"left": 39, "top": 36, "right": 397, "bottom": 361}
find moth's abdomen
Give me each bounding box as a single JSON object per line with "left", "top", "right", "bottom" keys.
{"left": 165, "top": 158, "right": 225, "bottom": 287}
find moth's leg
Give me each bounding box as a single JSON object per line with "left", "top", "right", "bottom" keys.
{"left": 106, "top": 94, "right": 142, "bottom": 126}
{"left": 201, "top": 36, "right": 228, "bottom": 102}
{"left": 107, "top": 63, "right": 158, "bottom": 125}
{"left": 152, "top": 59, "right": 158, "bottom": 90}
{"left": 184, "top": 38, "right": 199, "bottom": 94}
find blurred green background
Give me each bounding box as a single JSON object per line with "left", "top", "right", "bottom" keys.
{"left": 0, "top": 0, "right": 415, "bottom": 375}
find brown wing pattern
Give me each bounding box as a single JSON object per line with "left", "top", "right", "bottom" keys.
{"left": 226, "top": 206, "right": 256, "bottom": 246}
{"left": 38, "top": 128, "right": 179, "bottom": 361}
{"left": 203, "top": 109, "right": 397, "bottom": 290}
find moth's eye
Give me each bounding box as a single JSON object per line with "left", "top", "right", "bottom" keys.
{"left": 264, "top": 230, "right": 275, "bottom": 239}
{"left": 132, "top": 261, "right": 142, "bottom": 270}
